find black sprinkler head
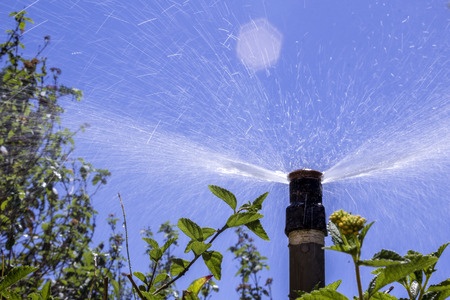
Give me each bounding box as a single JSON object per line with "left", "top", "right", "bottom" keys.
{"left": 285, "top": 169, "right": 327, "bottom": 236}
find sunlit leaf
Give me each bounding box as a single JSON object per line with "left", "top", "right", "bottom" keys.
{"left": 178, "top": 218, "right": 203, "bottom": 241}
{"left": 427, "top": 278, "right": 450, "bottom": 300}
{"left": 202, "top": 227, "right": 216, "bottom": 240}
{"left": 208, "top": 185, "right": 237, "bottom": 211}
{"left": 185, "top": 275, "right": 213, "bottom": 296}
{"left": 226, "top": 212, "right": 263, "bottom": 227}
{"left": 295, "top": 285, "right": 348, "bottom": 299}
{"left": 368, "top": 255, "right": 438, "bottom": 296}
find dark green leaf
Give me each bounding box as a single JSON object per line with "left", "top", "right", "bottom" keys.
{"left": 202, "top": 251, "right": 223, "bottom": 280}
{"left": 171, "top": 258, "right": 190, "bottom": 276}
{"left": 226, "top": 212, "right": 263, "bottom": 227}
{"left": 252, "top": 192, "right": 268, "bottom": 209}
{"left": 40, "top": 281, "right": 51, "bottom": 299}
{"left": 368, "top": 255, "right": 438, "bottom": 296}
{"left": 245, "top": 220, "right": 269, "bottom": 241}
{"left": 296, "top": 286, "right": 348, "bottom": 299}
{"left": 190, "top": 241, "right": 211, "bottom": 256}
{"left": 208, "top": 185, "right": 237, "bottom": 211}
{"left": 427, "top": 278, "right": 450, "bottom": 300}
{"left": 0, "top": 266, "right": 37, "bottom": 292}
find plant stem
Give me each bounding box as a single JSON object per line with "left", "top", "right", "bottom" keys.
{"left": 354, "top": 261, "right": 364, "bottom": 300}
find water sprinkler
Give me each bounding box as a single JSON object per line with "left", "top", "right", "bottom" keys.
{"left": 285, "top": 169, "right": 327, "bottom": 299}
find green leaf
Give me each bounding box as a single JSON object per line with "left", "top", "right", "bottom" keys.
{"left": 368, "top": 291, "right": 397, "bottom": 300}
{"left": 252, "top": 192, "right": 268, "bottom": 209}
{"left": 161, "top": 238, "right": 176, "bottom": 253}
{"left": 202, "top": 251, "right": 223, "bottom": 280}
{"left": 171, "top": 258, "right": 190, "bottom": 276}
{"left": 427, "top": 279, "right": 450, "bottom": 300}
{"left": 185, "top": 275, "right": 213, "bottom": 296}
{"left": 134, "top": 271, "right": 147, "bottom": 284}
{"left": 360, "top": 249, "right": 405, "bottom": 267}
{"left": 178, "top": 218, "right": 203, "bottom": 241}
{"left": 208, "top": 185, "right": 237, "bottom": 211}
{"left": 202, "top": 227, "right": 216, "bottom": 240}
{"left": 143, "top": 237, "right": 159, "bottom": 252}
{"left": 296, "top": 286, "right": 348, "bottom": 300}
{"left": 326, "top": 280, "right": 342, "bottom": 290}
{"left": 368, "top": 255, "right": 438, "bottom": 296}
{"left": 0, "top": 266, "right": 37, "bottom": 292}
{"left": 432, "top": 242, "right": 449, "bottom": 259}
{"left": 153, "top": 273, "right": 170, "bottom": 285}
{"left": 226, "top": 212, "right": 263, "bottom": 227}
{"left": 40, "top": 281, "right": 51, "bottom": 300}
{"left": 150, "top": 248, "right": 163, "bottom": 262}
{"left": 245, "top": 220, "right": 269, "bottom": 241}
{"left": 358, "top": 221, "right": 374, "bottom": 245}
{"left": 190, "top": 241, "right": 211, "bottom": 256}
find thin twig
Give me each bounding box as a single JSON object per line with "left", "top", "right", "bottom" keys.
{"left": 118, "top": 193, "right": 132, "bottom": 277}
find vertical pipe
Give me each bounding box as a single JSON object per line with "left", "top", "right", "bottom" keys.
{"left": 285, "top": 169, "right": 327, "bottom": 299}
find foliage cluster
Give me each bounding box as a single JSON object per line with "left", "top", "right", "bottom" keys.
{"left": 296, "top": 210, "right": 450, "bottom": 300}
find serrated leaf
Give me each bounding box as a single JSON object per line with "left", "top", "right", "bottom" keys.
{"left": 368, "top": 255, "right": 438, "bottom": 296}
{"left": 432, "top": 242, "right": 449, "bottom": 259}
{"left": 296, "top": 286, "right": 348, "bottom": 299}
{"left": 226, "top": 212, "right": 263, "bottom": 227}
{"left": 150, "top": 248, "right": 163, "bottom": 262}
{"left": 372, "top": 249, "right": 404, "bottom": 261}
{"left": 369, "top": 291, "right": 397, "bottom": 300}
{"left": 185, "top": 275, "right": 213, "bottom": 296}
{"left": 326, "top": 280, "right": 342, "bottom": 290}
{"left": 428, "top": 278, "right": 450, "bottom": 300}
{"left": 143, "top": 237, "right": 159, "bottom": 249}
{"left": 171, "top": 258, "right": 190, "bottom": 276}
{"left": 190, "top": 241, "right": 211, "bottom": 256}
{"left": 178, "top": 218, "right": 203, "bottom": 241}
{"left": 208, "top": 185, "right": 237, "bottom": 211}
{"left": 202, "top": 251, "right": 223, "bottom": 280}
{"left": 358, "top": 221, "right": 374, "bottom": 245}
{"left": 245, "top": 220, "right": 269, "bottom": 241}
{"left": 252, "top": 192, "right": 268, "bottom": 209}
{"left": 161, "top": 238, "right": 176, "bottom": 253}
{"left": 0, "top": 266, "right": 37, "bottom": 292}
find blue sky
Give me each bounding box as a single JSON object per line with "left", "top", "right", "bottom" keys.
{"left": 1, "top": 1, "right": 449, "bottom": 299}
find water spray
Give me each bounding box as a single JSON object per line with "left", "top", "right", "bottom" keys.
{"left": 285, "top": 169, "right": 327, "bottom": 299}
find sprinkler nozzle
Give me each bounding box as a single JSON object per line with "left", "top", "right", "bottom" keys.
{"left": 285, "top": 169, "right": 327, "bottom": 236}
